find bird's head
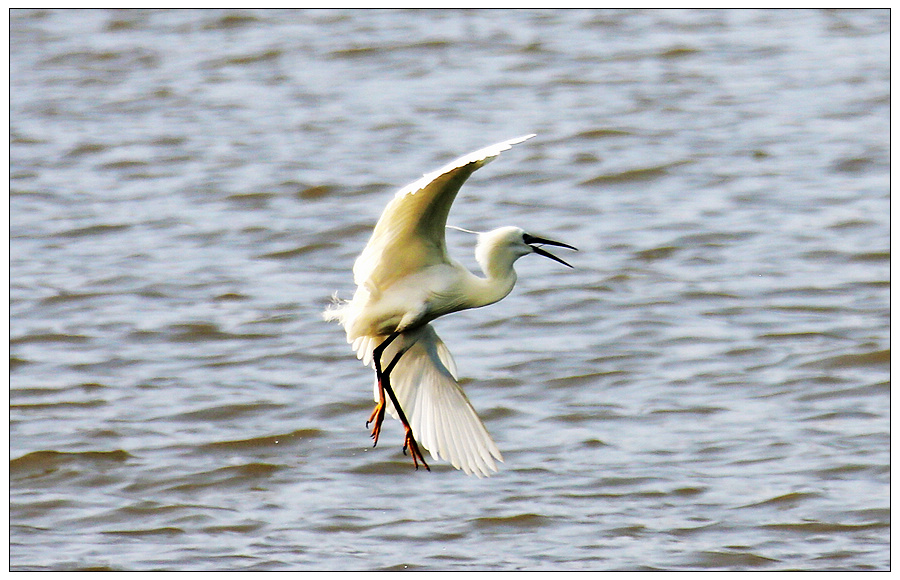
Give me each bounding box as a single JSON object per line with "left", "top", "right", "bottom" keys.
{"left": 474, "top": 226, "right": 577, "bottom": 274}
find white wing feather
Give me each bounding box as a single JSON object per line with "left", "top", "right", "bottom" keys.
{"left": 369, "top": 324, "right": 503, "bottom": 478}
{"left": 353, "top": 134, "right": 535, "bottom": 295}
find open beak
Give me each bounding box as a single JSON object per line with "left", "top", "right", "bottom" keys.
{"left": 523, "top": 233, "right": 578, "bottom": 268}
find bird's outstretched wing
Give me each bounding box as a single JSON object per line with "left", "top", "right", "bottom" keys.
{"left": 373, "top": 324, "right": 503, "bottom": 478}
{"left": 353, "top": 134, "right": 535, "bottom": 295}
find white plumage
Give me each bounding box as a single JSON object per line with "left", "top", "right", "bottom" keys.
{"left": 324, "top": 134, "right": 576, "bottom": 477}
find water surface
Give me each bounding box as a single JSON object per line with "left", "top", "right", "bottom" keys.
{"left": 10, "top": 8, "right": 889, "bottom": 570}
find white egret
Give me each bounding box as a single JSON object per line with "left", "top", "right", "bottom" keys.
{"left": 324, "top": 134, "right": 576, "bottom": 477}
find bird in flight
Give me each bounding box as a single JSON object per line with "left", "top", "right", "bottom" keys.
{"left": 324, "top": 134, "right": 576, "bottom": 477}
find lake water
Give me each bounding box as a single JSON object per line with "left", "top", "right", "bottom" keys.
{"left": 10, "top": 8, "right": 890, "bottom": 570}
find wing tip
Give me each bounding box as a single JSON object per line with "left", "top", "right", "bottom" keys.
{"left": 462, "top": 133, "right": 536, "bottom": 169}
{"left": 508, "top": 133, "right": 537, "bottom": 145}
{"left": 491, "top": 133, "right": 537, "bottom": 154}
{"left": 393, "top": 134, "right": 537, "bottom": 200}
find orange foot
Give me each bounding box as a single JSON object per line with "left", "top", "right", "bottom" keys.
{"left": 366, "top": 400, "right": 386, "bottom": 447}
{"left": 402, "top": 427, "right": 430, "bottom": 472}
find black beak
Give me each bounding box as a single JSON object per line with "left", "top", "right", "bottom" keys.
{"left": 523, "top": 233, "right": 578, "bottom": 268}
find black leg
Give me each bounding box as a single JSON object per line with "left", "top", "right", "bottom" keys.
{"left": 367, "top": 332, "right": 429, "bottom": 472}
{"left": 372, "top": 331, "right": 401, "bottom": 377}
{"left": 366, "top": 332, "right": 401, "bottom": 446}
{"left": 379, "top": 362, "right": 429, "bottom": 471}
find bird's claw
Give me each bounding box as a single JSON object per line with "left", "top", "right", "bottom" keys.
{"left": 403, "top": 428, "right": 430, "bottom": 472}
{"left": 366, "top": 401, "right": 386, "bottom": 447}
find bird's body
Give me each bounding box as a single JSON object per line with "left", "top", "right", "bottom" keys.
{"left": 325, "top": 135, "right": 575, "bottom": 477}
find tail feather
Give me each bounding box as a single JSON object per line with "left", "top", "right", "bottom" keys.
{"left": 322, "top": 292, "right": 348, "bottom": 324}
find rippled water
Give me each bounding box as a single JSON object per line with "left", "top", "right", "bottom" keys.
{"left": 10, "top": 9, "right": 889, "bottom": 570}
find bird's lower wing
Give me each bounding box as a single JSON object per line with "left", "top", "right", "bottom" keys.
{"left": 371, "top": 324, "right": 503, "bottom": 478}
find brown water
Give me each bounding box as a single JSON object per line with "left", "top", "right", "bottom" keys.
{"left": 10, "top": 9, "right": 889, "bottom": 570}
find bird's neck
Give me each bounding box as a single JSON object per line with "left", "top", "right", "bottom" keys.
{"left": 467, "top": 259, "right": 518, "bottom": 309}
